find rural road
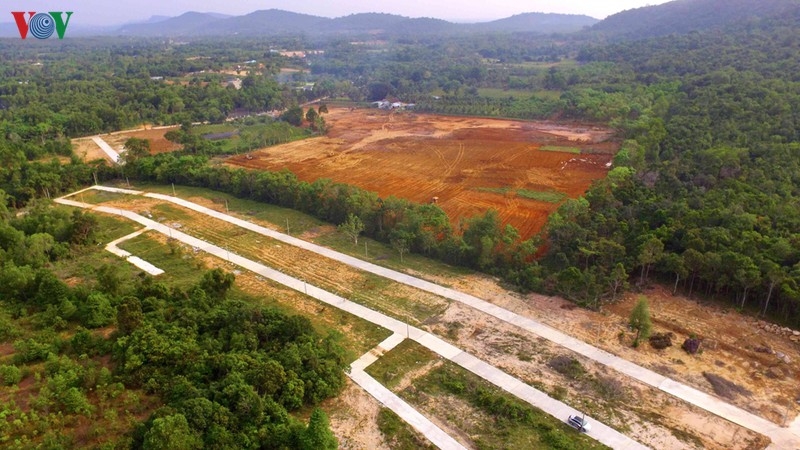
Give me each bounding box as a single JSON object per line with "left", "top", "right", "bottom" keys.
{"left": 349, "top": 333, "right": 467, "bottom": 450}
{"left": 56, "top": 188, "right": 648, "bottom": 450}
{"left": 91, "top": 136, "right": 122, "bottom": 164}
{"left": 80, "top": 185, "right": 800, "bottom": 449}
{"left": 105, "top": 229, "right": 164, "bottom": 276}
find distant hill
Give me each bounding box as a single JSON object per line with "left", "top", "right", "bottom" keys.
{"left": 474, "top": 13, "right": 598, "bottom": 34}
{"left": 110, "top": 9, "right": 599, "bottom": 37}
{"left": 201, "top": 9, "right": 326, "bottom": 36}
{"left": 118, "top": 12, "right": 228, "bottom": 36}
{"left": 592, "top": 0, "right": 800, "bottom": 39}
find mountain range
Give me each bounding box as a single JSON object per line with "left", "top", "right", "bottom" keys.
{"left": 0, "top": 0, "right": 797, "bottom": 39}
{"left": 112, "top": 10, "right": 599, "bottom": 37}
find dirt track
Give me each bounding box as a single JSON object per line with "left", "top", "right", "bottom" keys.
{"left": 226, "top": 108, "right": 617, "bottom": 239}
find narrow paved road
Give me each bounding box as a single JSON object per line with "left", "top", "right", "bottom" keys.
{"left": 56, "top": 191, "right": 648, "bottom": 450}
{"left": 349, "top": 333, "right": 467, "bottom": 450}
{"left": 105, "top": 229, "right": 164, "bottom": 275}
{"left": 91, "top": 136, "right": 122, "bottom": 164}
{"left": 85, "top": 185, "right": 800, "bottom": 449}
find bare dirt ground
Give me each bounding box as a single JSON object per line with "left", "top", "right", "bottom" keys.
{"left": 425, "top": 270, "right": 799, "bottom": 433}
{"left": 101, "top": 127, "right": 181, "bottom": 154}
{"left": 72, "top": 126, "right": 181, "bottom": 163}
{"left": 226, "top": 108, "right": 617, "bottom": 239}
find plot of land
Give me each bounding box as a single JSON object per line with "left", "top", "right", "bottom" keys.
{"left": 72, "top": 126, "right": 181, "bottom": 163}
{"left": 226, "top": 108, "right": 617, "bottom": 239}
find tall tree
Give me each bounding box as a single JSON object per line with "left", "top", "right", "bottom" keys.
{"left": 338, "top": 213, "right": 364, "bottom": 245}
{"left": 629, "top": 297, "right": 652, "bottom": 347}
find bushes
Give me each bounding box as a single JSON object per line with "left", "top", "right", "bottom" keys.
{"left": 0, "top": 364, "right": 22, "bottom": 386}
{"left": 549, "top": 355, "right": 586, "bottom": 379}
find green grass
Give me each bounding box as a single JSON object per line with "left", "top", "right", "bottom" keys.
{"left": 405, "top": 363, "right": 610, "bottom": 450}
{"left": 540, "top": 145, "right": 582, "bottom": 154}
{"left": 69, "top": 189, "right": 132, "bottom": 205}
{"left": 49, "top": 211, "right": 140, "bottom": 282}
{"left": 475, "top": 187, "right": 567, "bottom": 204}
{"left": 377, "top": 408, "right": 436, "bottom": 450}
{"left": 365, "top": 339, "right": 440, "bottom": 389}
{"left": 116, "top": 232, "right": 205, "bottom": 290}
{"left": 134, "top": 182, "right": 325, "bottom": 235}
{"left": 516, "top": 189, "right": 567, "bottom": 203}
{"left": 193, "top": 123, "right": 237, "bottom": 135}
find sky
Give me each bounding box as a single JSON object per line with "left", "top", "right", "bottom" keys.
{"left": 7, "top": 0, "right": 674, "bottom": 26}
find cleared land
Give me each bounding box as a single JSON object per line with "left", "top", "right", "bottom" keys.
{"left": 226, "top": 108, "right": 617, "bottom": 239}
{"left": 71, "top": 184, "right": 785, "bottom": 449}
{"left": 72, "top": 126, "right": 181, "bottom": 163}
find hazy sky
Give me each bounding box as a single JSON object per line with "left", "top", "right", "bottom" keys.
{"left": 9, "top": 0, "right": 673, "bottom": 26}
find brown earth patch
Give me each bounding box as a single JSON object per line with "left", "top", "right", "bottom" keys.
{"left": 225, "top": 108, "right": 617, "bottom": 239}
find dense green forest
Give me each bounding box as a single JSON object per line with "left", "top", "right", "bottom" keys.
{"left": 0, "top": 193, "right": 344, "bottom": 448}
{"left": 4, "top": 3, "right": 800, "bottom": 445}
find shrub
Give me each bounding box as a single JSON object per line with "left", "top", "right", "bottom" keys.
{"left": 548, "top": 355, "right": 586, "bottom": 379}
{"left": 649, "top": 332, "right": 674, "bottom": 350}
{"left": 682, "top": 337, "right": 702, "bottom": 354}
{"left": 0, "top": 364, "right": 23, "bottom": 386}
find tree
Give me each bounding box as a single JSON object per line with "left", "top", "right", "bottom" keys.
{"left": 338, "top": 214, "right": 364, "bottom": 245}
{"left": 199, "top": 268, "right": 235, "bottom": 299}
{"left": 629, "top": 297, "right": 652, "bottom": 346}
{"left": 608, "top": 263, "right": 629, "bottom": 300}
{"left": 305, "top": 108, "right": 318, "bottom": 125}
{"left": 143, "top": 414, "right": 202, "bottom": 450}
{"left": 299, "top": 408, "right": 337, "bottom": 450}
{"left": 637, "top": 236, "right": 663, "bottom": 286}
{"left": 117, "top": 296, "right": 144, "bottom": 335}
{"left": 318, "top": 103, "right": 329, "bottom": 114}
{"left": 281, "top": 106, "right": 303, "bottom": 126}
{"left": 123, "top": 137, "right": 151, "bottom": 164}
{"left": 390, "top": 232, "right": 411, "bottom": 263}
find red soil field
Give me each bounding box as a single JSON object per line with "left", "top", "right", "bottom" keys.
{"left": 226, "top": 108, "right": 618, "bottom": 239}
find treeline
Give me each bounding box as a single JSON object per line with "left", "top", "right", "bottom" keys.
{"left": 126, "top": 153, "right": 537, "bottom": 278}
{"left": 0, "top": 191, "right": 343, "bottom": 448}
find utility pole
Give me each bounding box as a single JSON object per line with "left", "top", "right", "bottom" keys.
{"left": 172, "top": 183, "right": 176, "bottom": 196}
{"left": 225, "top": 199, "right": 229, "bottom": 214}
{"left": 93, "top": 172, "right": 98, "bottom": 186}
{"left": 286, "top": 218, "right": 290, "bottom": 235}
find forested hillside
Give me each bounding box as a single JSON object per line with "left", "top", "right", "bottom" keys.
{"left": 591, "top": 0, "right": 800, "bottom": 39}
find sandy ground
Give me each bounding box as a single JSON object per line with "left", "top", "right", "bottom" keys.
{"left": 226, "top": 107, "right": 617, "bottom": 239}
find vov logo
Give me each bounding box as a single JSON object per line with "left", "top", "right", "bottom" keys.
{"left": 11, "top": 12, "right": 73, "bottom": 39}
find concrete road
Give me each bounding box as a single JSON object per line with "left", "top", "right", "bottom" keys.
{"left": 56, "top": 191, "right": 649, "bottom": 450}
{"left": 85, "top": 185, "right": 800, "bottom": 449}
{"left": 91, "top": 136, "right": 122, "bottom": 164}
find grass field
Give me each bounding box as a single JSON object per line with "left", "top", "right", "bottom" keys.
{"left": 540, "top": 145, "right": 582, "bottom": 154}
{"left": 475, "top": 187, "right": 568, "bottom": 204}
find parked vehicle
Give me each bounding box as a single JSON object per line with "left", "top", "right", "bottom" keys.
{"left": 567, "top": 415, "right": 591, "bottom": 432}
